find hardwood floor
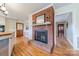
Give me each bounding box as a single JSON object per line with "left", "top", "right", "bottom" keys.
{"left": 12, "top": 37, "right": 79, "bottom": 56}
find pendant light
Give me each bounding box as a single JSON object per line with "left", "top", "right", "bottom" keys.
{"left": 0, "top": 3, "right": 8, "bottom": 15}
{"left": 0, "top": 6, "right": 6, "bottom": 11}
{"left": 4, "top": 11, "right": 8, "bottom": 15}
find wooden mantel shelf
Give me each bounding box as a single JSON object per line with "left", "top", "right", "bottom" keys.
{"left": 32, "top": 22, "right": 51, "bottom": 26}
{"left": 0, "top": 32, "right": 13, "bottom": 36}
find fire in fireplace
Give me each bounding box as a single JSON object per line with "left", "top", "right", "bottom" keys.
{"left": 35, "top": 30, "right": 48, "bottom": 44}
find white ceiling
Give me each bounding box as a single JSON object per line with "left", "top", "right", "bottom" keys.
{"left": 6, "top": 3, "right": 51, "bottom": 20}
{"left": 53, "top": 3, "right": 71, "bottom": 9}
{"left": 5, "top": 3, "right": 71, "bottom": 20}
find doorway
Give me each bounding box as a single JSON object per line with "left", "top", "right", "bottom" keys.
{"left": 56, "top": 22, "right": 67, "bottom": 38}
{"left": 16, "top": 23, "right": 24, "bottom": 37}
{"left": 57, "top": 24, "right": 64, "bottom": 37}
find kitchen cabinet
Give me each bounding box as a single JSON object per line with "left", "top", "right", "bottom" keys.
{"left": 0, "top": 32, "right": 15, "bottom": 56}
{"left": 0, "top": 38, "right": 9, "bottom": 56}
{"left": 0, "top": 16, "right": 5, "bottom": 25}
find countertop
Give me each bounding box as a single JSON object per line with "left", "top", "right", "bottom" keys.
{"left": 0, "top": 32, "right": 13, "bottom": 36}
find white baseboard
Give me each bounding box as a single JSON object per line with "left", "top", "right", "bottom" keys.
{"left": 66, "top": 38, "right": 73, "bottom": 48}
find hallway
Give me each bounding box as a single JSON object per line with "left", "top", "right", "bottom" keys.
{"left": 12, "top": 37, "right": 79, "bottom": 56}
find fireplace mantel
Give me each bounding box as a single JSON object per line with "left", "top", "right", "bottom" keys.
{"left": 32, "top": 22, "right": 51, "bottom": 26}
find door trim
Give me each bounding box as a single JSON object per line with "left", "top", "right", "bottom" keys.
{"left": 16, "top": 22, "right": 24, "bottom": 37}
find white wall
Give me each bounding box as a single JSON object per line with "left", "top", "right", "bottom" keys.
{"left": 66, "top": 13, "right": 73, "bottom": 44}
{"left": 24, "top": 15, "right": 32, "bottom": 40}
{"left": 27, "top": 15, "right": 32, "bottom": 39}
{"left": 74, "top": 4, "right": 79, "bottom": 49}
{"left": 75, "top": 5, "right": 79, "bottom": 37}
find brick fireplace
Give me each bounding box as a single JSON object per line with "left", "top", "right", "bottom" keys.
{"left": 32, "top": 7, "right": 54, "bottom": 53}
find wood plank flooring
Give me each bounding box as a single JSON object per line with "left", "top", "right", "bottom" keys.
{"left": 12, "top": 37, "right": 79, "bottom": 56}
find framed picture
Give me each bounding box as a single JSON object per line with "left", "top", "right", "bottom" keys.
{"left": 36, "top": 14, "right": 45, "bottom": 23}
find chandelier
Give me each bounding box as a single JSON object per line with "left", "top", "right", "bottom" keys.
{"left": 0, "top": 3, "right": 8, "bottom": 15}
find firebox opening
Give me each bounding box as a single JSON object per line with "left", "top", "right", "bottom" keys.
{"left": 35, "top": 30, "right": 48, "bottom": 44}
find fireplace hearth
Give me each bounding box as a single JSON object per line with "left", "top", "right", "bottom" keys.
{"left": 35, "top": 30, "right": 48, "bottom": 44}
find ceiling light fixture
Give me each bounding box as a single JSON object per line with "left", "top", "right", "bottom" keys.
{"left": 0, "top": 3, "right": 8, "bottom": 15}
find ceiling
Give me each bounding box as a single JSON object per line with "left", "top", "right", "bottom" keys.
{"left": 5, "top": 3, "right": 71, "bottom": 20}
{"left": 6, "top": 3, "right": 51, "bottom": 20}
{"left": 53, "top": 3, "right": 71, "bottom": 9}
